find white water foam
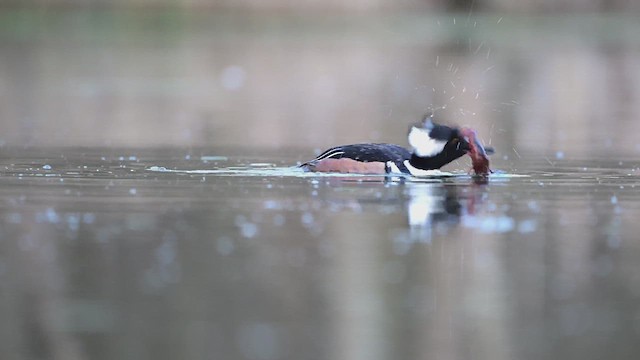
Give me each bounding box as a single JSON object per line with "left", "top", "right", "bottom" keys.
{"left": 146, "top": 165, "right": 528, "bottom": 179}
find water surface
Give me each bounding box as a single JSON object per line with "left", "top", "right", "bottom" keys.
{"left": 2, "top": 8, "right": 640, "bottom": 360}
{"left": 1, "top": 148, "right": 640, "bottom": 360}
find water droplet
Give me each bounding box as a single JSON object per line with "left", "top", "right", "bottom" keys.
{"left": 301, "top": 212, "right": 314, "bottom": 226}
{"left": 221, "top": 65, "right": 247, "bottom": 91}
{"left": 216, "top": 236, "right": 235, "bottom": 256}
{"left": 129, "top": 188, "right": 137, "bottom": 195}
{"left": 263, "top": 200, "right": 280, "bottom": 210}
{"left": 42, "top": 164, "right": 52, "bottom": 170}
{"left": 240, "top": 223, "right": 258, "bottom": 238}
{"left": 555, "top": 151, "right": 564, "bottom": 159}
{"left": 610, "top": 195, "right": 618, "bottom": 205}
{"left": 518, "top": 219, "right": 537, "bottom": 233}
{"left": 47, "top": 208, "right": 61, "bottom": 223}
{"left": 66, "top": 214, "right": 80, "bottom": 231}
{"left": 83, "top": 213, "right": 96, "bottom": 224}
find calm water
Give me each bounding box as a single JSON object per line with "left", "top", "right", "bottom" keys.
{"left": 1, "top": 148, "right": 640, "bottom": 360}
{"left": 2, "top": 8, "right": 640, "bottom": 360}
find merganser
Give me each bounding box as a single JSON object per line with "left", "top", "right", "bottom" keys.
{"left": 301, "top": 114, "right": 493, "bottom": 176}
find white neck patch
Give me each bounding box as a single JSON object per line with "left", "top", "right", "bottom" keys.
{"left": 408, "top": 126, "right": 447, "bottom": 157}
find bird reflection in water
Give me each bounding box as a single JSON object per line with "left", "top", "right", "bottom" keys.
{"left": 323, "top": 176, "right": 487, "bottom": 247}
{"left": 402, "top": 178, "right": 487, "bottom": 245}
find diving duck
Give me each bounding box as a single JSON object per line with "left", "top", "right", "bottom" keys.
{"left": 300, "top": 114, "right": 492, "bottom": 176}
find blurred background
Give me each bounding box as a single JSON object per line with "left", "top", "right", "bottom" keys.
{"left": 2, "top": 2, "right": 640, "bottom": 360}
{"left": 1, "top": 0, "right": 639, "bottom": 158}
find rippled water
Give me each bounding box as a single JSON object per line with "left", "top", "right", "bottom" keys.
{"left": 1, "top": 148, "right": 640, "bottom": 360}
{"left": 3, "top": 6, "right": 640, "bottom": 359}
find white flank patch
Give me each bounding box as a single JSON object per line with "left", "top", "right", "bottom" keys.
{"left": 403, "top": 160, "right": 447, "bottom": 177}
{"left": 407, "top": 126, "right": 447, "bottom": 157}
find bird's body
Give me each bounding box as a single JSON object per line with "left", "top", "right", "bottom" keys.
{"left": 300, "top": 143, "right": 411, "bottom": 174}
{"left": 300, "top": 115, "right": 482, "bottom": 176}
